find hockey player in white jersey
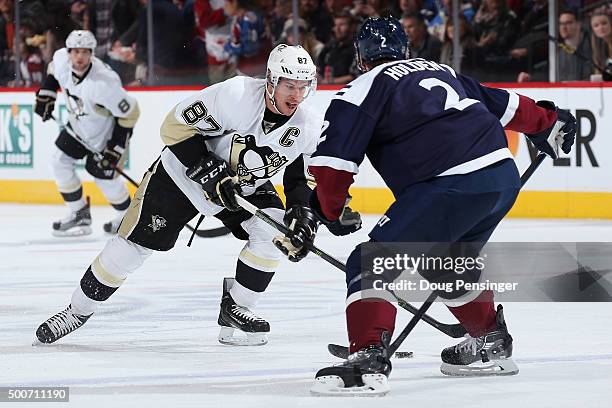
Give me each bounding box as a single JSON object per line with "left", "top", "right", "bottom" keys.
{"left": 34, "top": 30, "right": 140, "bottom": 236}
{"left": 35, "top": 44, "right": 338, "bottom": 347}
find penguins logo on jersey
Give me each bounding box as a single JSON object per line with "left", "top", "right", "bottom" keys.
{"left": 229, "top": 134, "right": 288, "bottom": 187}
{"left": 65, "top": 89, "right": 87, "bottom": 119}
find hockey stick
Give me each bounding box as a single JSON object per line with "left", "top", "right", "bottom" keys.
{"left": 376, "top": 153, "right": 549, "bottom": 358}
{"left": 51, "top": 115, "right": 230, "bottom": 238}
{"left": 233, "top": 195, "right": 464, "bottom": 336}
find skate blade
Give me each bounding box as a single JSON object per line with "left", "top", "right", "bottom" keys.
{"left": 218, "top": 327, "right": 268, "bottom": 346}
{"left": 310, "top": 374, "right": 390, "bottom": 397}
{"left": 52, "top": 226, "right": 92, "bottom": 237}
{"left": 440, "top": 358, "right": 519, "bottom": 377}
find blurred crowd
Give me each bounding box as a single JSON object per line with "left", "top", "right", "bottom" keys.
{"left": 3, "top": 0, "right": 612, "bottom": 87}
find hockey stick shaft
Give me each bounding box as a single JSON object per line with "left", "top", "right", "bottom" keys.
{"left": 234, "top": 194, "right": 464, "bottom": 338}
{"left": 51, "top": 115, "right": 225, "bottom": 238}
{"left": 52, "top": 115, "right": 140, "bottom": 188}
{"left": 385, "top": 153, "right": 549, "bottom": 356}
{"left": 520, "top": 153, "right": 546, "bottom": 187}
{"left": 388, "top": 291, "right": 437, "bottom": 355}
{"left": 234, "top": 195, "right": 346, "bottom": 270}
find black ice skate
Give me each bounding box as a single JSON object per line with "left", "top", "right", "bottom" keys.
{"left": 217, "top": 278, "right": 270, "bottom": 346}
{"left": 52, "top": 202, "right": 92, "bottom": 237}
{"left": 311, "top": 337, "right": 392, "bottom": 396}
{"left": 35, "top": 304, "right": 92, "bottom": 344}
{"left": 440, "top": 305, "right": 519, "bottom": 376}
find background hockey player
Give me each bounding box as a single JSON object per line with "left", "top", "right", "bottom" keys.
{"left": 277, "top": 17, "right": 576, "bottom": 395}
{"left": 35, "top": 44, "right": 328, "bottom": 347}
{"left": 34, "top": 30, "right": 139, "bottom": 236}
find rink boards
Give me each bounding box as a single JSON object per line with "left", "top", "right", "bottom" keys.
{"left": 0, "top": 82, "right": 611, "bottom": 218}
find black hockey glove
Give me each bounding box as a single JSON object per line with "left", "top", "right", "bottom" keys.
{"left": 525, "top": 101, "right": 576, "bottom": 159}
{"left": 273, "top": 206, "right": 319, "bottom": 262}
{"left": 310, "top": 190, "right": 362, "bottom": 236}
{"left": 98, "top": 144, "right": 124, "bottom": 170}
{"left": 186, "top": 153, "right": 242, "bottom": 212}
{"left": 99, "top": 122, "right": 132, "bottom": 170}
{"left": 34, "top": 89, "right": 57, "bottom": 122}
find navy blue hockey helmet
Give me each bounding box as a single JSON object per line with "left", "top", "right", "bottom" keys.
{"left": 355, "top": 17, "right": 409, "bottom": 71}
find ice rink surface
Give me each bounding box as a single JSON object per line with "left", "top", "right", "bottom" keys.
{"left": 1, "top": 204, "right": 611, "bottom": 408}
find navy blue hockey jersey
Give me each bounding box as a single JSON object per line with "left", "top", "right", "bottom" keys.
{"left": 309, "top": 58, "right": 557, "bottom": 220}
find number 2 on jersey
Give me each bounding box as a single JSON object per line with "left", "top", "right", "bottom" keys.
{"left": 418, "top": 78, "right": 479, "bottom": 112}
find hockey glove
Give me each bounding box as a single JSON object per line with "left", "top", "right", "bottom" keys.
{"left": 99, "top": 122, "right": 132, "bottom": 170}
{"left": 525, "top": 101, "right": 576, "bottom": 159}
{"left": 186, "top": 153, "right": 242, "bottom": 212}
{"left": 34, "top": 89, "right": 57, "bottom": 122}
{"left": 309, "top": 190, "right": 362, "bottom": 236}
{"left": 98, "top": 144, "right": 124, "bottom": 170}
{"left": 273, "top": 206, "right": 319, "bottom": 262}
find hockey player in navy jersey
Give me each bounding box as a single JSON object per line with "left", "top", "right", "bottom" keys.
{"left": 274, "top": 17, "right": 576, "bottom": 395}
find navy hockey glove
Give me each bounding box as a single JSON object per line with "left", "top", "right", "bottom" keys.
{"left": 525, "top": 101, "right": 576, "bottom": 159}
{"left": 186, "top": 153, "right": 242, "bottom": 212}
{"left": 273, "top": 206, "right": 319, "bottom": 262}
{"left": 310, "top": 190, "right": 362, "bottom": 236}
{"left": 34, "top": 89, "right": 57, "bottom": 122}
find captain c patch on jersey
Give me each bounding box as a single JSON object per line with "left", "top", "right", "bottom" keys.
{"left": 229, "top": 134, "right": 288, "bottom": 187}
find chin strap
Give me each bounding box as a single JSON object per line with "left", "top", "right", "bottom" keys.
{"left": 265, "top": 80, "right": 283, "bottom": 115}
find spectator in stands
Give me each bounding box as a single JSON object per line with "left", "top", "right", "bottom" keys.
{"left": 397, "top": 0, "right": 422, "bottom": 16}
{"left": 224, "top": 0, "right": 271, "bottom": 77}
{"left": 16, "top": 20, "right": 45, "bottom": 87}
{"left": 324, "top": 0, "right": 346, "bottom": 16}
{"left": 590, "top": 8, "right": 612, "bottom": 77}
{"left": 112, "top": 0, "right": 141, "bottom": 47}
{"left": 439, "top": 14, "right": 476, "bottom": 71}
{"left": 558, "top": 9, "right": 592, "bottom": 81}
{"left": 0, "top": 0, "right": 13, "bottom": 57}
{"left": 401, "top": 12, "right": 441, "bottom": 61}
{"left": 427, "top": 0, "right": 476, "bottom": 42}
{"left": 70, "top": 1, "right": 90, "bottom": 30}
{"left": 508, "top": 0, "right": 547, "bottom": 80}
{"left": 106, "top": 0, "right": 142, "bottom": 84}
{"left": 281, "top": 18, "right": 324, "bottom": 61}
{"left": 300, "top": 0, "right": 334, "bottom": 43}
{"left": 42, "top": 0, "right": 81, "bottom": 63}
{"left": 317, "top": 12, "right": 356, "bottom": 84}
{"left": 269, "top": 0, "right": 291, "bottom": 44}
{"left": 135, "top": 0, "right": 195, "bottom": 84}
{"left": 472, "top": 0, "right": 518, "bottom": 57}
{"left": 194, "top": 0, "right": 233, "bottom": 84}
{"left": 90, "top": 0, "right": 114, "bottom": 59}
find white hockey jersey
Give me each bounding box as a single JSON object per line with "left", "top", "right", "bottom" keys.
{"left": 51, "top": 48, "right": 138, "bottom": 151}
{"left": 160, "top": 76, "right": 322, "bottom": 215}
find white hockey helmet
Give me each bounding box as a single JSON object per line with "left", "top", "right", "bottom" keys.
{"left": 66, "top": 30, "right": 97, "bottom": 52}
{"left": 266, "top": 44, "right": 317, "bottom": 107}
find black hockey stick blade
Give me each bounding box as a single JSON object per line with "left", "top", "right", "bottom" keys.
{"left": 328, "top": 343, "right": 413, "bottom": 359}
{"left": 186, "top": 224, "right": 231, "bottom": 237}
{"left": 396, "top": 298, "right": 466, "bottom": 338}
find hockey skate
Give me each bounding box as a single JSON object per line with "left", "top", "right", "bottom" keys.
{"left": 311, "top": 336, "right": 392, "bottom": 396}
{"left": 34, "top": 304, "right": 92, "bottom": 344}
{"left": 217, "top": 278, "right": 270, "bottom": 346}
{"left": 52, "top": 202, "right": 92, "bottom": 237}
{"left": 440, "top": 305, "right": 519, "bottom": 376}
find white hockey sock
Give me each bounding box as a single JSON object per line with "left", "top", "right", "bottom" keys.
{"left": 70, "top": 286, "right": 101, "bottom": 316}
{"left": 230, "top": 281, "right": 262, "bottom": 309}
{"left": 66, "top": 197, "right": 87, "bottom": 212}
